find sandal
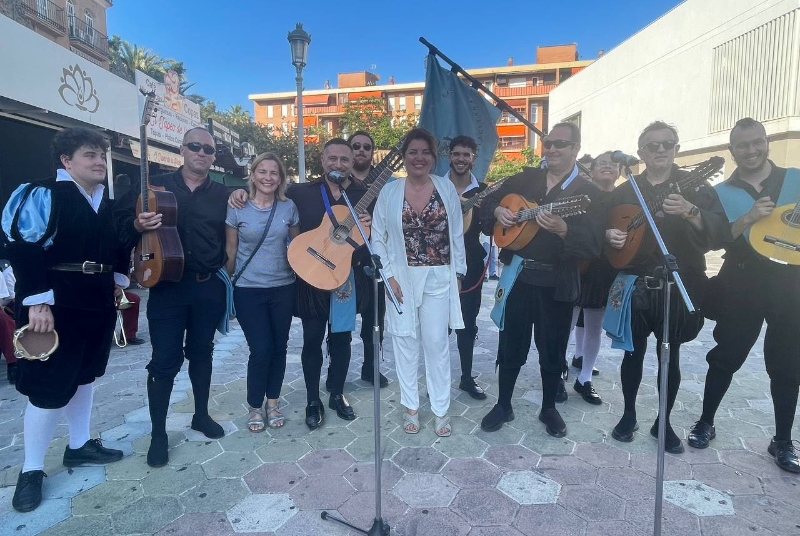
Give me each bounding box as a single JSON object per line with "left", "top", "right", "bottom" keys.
{"left": 435, "top": 415, "right": 451, "bottom": 437}
{"left": 403, "top": 411, "right": 420, "bottom": 434}
{"left": 266, "top": 403, "right": 284, "bottom": 429}
{"left": 247, "top": 406, "right": 266, "bottom": 433}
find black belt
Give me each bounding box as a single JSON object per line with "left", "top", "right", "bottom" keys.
{"left": 50, "top": 262, "right": 112, "bottom": 274}
{"left": 185, "top": 272, "right": 212, "bottom": 282}
{"left": 521, "top": 259, "right": 554, "bottom": 272}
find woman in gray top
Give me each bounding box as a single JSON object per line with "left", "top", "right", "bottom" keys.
{"left": 225, "top": 153, "right": 299, "bottom": 432}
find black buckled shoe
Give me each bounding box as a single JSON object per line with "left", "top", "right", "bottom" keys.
{"left": 480, "top": 404, "right": 515, "bottom": 432}
{"left": 612, "top": 412, "right": 639, "bottom": 443}
{"left": 12, "top": 470, "right": 46, "bottom": 512}
{"left": 305, "top": 400, "right": 325, "bottom": 430}
{"left": 539, "top": 408, "right": 567, "bottom": 438}
{"left": 687, "top": 420, "right": 716, "bottom": 449}
{"left": 329, "top": 394, "right": 356, "bottom": 421}
{"left": 459, "top": 377, "right": 487, "bottom": 400}
{"left": 63, "top": 438, "right": 124, "bottom": 467}
{"left": 768, "top": 438, "right": 800, "bottom": 474}
{"left": 360, "top": 368, "right": 389, "bottom": 388}
{"left": 190, "top": 414, "right": 224, "bottom": 439}
{"left": 650, "top": 419, "right": 684, "bottom": 454}
{"left": 573, "top": 380, "right": 602, "bottom": 405}
{"left": 555, "top": 378, "right": 568, "bottom": 403}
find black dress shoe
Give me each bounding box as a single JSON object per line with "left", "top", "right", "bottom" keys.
{"left": 612, "top": 412, "right": 639, "bottom": 443}
{"left": 573, "top": 380, "right": 602, "bottom": 405}
{"left": 63, "top": 438, "right": 124, "bottom": 467}
{"left": 539, "top": 408, "right": 567, "bottom": 438}
{"left": 7, "top": 362, "right": 18, "bottom": 385}
{"left": 555, "top": 378, "right": 568, "bottom": 403}
{"left": 459, "top": 377, "right": 487, "bottom": 400}
{"left": 127, "top": 337, "right": 146, "bottom": 345}
{"left": 305, "top": 400, "right": 324, "bottom": 430}
{"left": 191, "top": 414, "right": 224, "bottom": 439}
{"left": 650, "top": 419, "right": 684, "bottom": 454}
{"left": 687, "top": 420, "right": 716, "bottom": 449}
{"left": 12, "top": 470, "right": 45, "bottom": 512}
{"left": 147, "top": 434, "right": 169, "bottom": 468}
{"left": 768, "top": 438, "right": 800, "bottom": 473}
{"left": 360, "top": 369, "right": 389, "bottom": 388}
{"left": 480, "top": 404, "right": 515, "bottom": 432}
{"left": 571, "top": 356, "right": 599, "bottom": 375}
{"left": 329, "top": 394, "right": 356, "bottom": 421}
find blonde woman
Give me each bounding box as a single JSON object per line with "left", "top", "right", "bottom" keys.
{"left": 225, "top": 153, "right": 299, "bottom": 432}
{"left": 371, "top": 128, "right": 466, "bottom": 437}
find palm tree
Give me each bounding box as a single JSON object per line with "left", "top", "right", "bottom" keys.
{"left": 108, "top": 37, "right": 175, "bottom": 82}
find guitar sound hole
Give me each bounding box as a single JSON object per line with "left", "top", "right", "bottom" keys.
{"left": 781, "top": 210, "right": 800, "bottom": 229}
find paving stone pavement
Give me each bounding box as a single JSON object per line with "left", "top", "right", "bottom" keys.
{"left": 1, "top": 252, "right": 799, "bottom": 535}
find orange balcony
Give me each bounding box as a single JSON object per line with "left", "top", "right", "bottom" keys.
{"left": 494, "top": 84, "right": 558, "bottom": 97}
{"left": 304, "top": 105, "right": 345, "bottom": 115}
{"left": 496, "top": 124, "right": 526, "bottom": 137}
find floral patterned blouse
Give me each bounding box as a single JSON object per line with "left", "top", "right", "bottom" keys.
{"left": 402, "top": 189, "right": 450, "bottom": 266}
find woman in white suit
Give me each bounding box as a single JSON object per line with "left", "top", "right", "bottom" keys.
{"left": 371, "top": 128, "right": 466, "bottom": 437}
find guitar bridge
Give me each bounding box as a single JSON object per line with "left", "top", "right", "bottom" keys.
{"left": 307, "top": 247, "right": 336, "bottom": 270}
{"left": 763, "top": 236, "right": 800, "bottom": 252}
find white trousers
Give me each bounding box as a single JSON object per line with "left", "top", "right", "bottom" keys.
{"left": 391, "top": 266, "right": 452, "bottom": 417}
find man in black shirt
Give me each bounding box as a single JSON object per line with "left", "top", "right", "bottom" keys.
{"left": 445, "top": 136, "right": 488, "bottom": 400}
{"left": 479, "top": 123, "right": 604, "bottom": 437}
{"left": 688, "top": 118, "right": 799, "bottom": 473}
{"left": 115, "top": 127, "right": 229, "bottom": 467}
{"left": 605, "top": 121, "right": 727, "bottom": 454}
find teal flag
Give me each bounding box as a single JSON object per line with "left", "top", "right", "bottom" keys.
{"left": 419, "top": 54, "right": 502, "bottom": 181}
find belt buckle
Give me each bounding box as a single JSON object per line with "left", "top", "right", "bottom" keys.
{"left": 82, "top": 261, "right": 99, "bottom": 274}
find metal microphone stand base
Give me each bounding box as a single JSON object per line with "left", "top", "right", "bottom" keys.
{"left": 320, "top": 512, "right": 390, "bottom": 536}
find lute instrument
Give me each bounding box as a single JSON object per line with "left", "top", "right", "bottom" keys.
{"left": 748, "top": 196, "right": 800, "bottom": 265}
{"left": 493, "top": 194, "right": 591, "bottom": 250}
{"left": 605, "top": 157, "right": 725, "bottom": 269}
{"left": 133, "top": 90, "right": 184, "bottom": 287}
{"left": 288, "top": 145, "right": 405, "bottom": 291}
{"left": 461, "top": 177, "right": 509, "bottom": 231}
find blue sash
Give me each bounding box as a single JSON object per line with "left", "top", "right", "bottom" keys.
{"left": 489, "top": 255, "right": 524, "bottom": 331}
{"left": 215, "top": 268, "right": 235, "bottom": 335}
{"left": 320, "top": 184, "right": 357, "bottom": 333}
{"left": 602, "top": 273, "right": 638, "bottom": 352}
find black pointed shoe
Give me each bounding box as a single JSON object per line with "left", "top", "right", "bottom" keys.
{"left": 555, "top": 378, "right": 568, "bottom": 403}
{"left": 539, "top": 408, "right": 567, "bottom": 438}
{"left": 459, "top": 377, "right": 487, "bottom": 400}
{"left": 63, "top": 438, "right": 124, "bottom": 467}
{"left": 573, "top": 380, "right": 602, "bottom": 405}
{"left": 687, "top": 420, "right": 716, "bottom": 449}
{"left": 305, "top": 400, "right": 325, "bottom": 430}
{"left": 12, "top": 470, "right": 45, "bottom": 512}
{"left": 191, "top": 414, "right": 224, "bottom": 439}
{"left": 361, "top": 368, "right": 389, "bottom": 388}
{"left": 480, "top": 404, "right": 515, "bottom": 432}
{"left": 329, "top": 394, "right": 356, "bottom": 421}
{"left": 650, "top": 419, "right": 684, "bottom": 454}
{"left": 612, "top": 412, "right": 639, "bottom": 443}
{"left": 767, "top": 438, "right": 800, "bottom": 474}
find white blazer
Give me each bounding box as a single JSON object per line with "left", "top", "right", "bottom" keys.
{"left": 371, "top": 174, "right": 466, "bottom": 337}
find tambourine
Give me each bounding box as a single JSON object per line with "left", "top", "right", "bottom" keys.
{"left": 13, "top": 325, "right": 59, "bottom": 361}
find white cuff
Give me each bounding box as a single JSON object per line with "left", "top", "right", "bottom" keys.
{"left": 22, "top": 290, "right": 55, "bottom": 306}
{"left": 114, "top": 273, "right": 130, "bottom": 289}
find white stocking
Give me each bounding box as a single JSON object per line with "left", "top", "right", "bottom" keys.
{"left": 22, "top": 403, "right": 62, "bottom": 472}
{"left": 64, "top": 383, "right": 94, "bottom": 449}
{"left": 578, "top": 308, "right": 606, "bottom": 385}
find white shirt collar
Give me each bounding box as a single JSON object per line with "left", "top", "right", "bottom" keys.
{"left": 56, "top": 169, "right": 105, "bottom": 213}
{"left": 560, "top": 164, "right": 580, "bottom": 190}
{"left": 444, "top": 170, "right": 480, "bottom": 194}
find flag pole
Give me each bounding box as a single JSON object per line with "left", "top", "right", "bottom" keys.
{"left": 419, "top": 37, "right": 591, "bottom": 176}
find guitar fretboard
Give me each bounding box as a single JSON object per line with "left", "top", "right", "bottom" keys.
{"left": 462, "top": 178, "right": 507, "bottom": 214}
{"left": 338, "top": 149, "right": 402, "bottom": 230}
{"left": 514, "top": 196, "right": 588, "bottom": 223}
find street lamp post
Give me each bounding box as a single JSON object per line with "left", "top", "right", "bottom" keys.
{"left": 288, "top": 23, "right": 311, "bottom": 183}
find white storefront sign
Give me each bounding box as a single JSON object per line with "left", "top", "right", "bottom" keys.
{"left": 135, "top": 70, "right": 202, "bottom": 148}
{"left": 129, "top": 142, "right": 183, "bottom": 169}
{"left": 0, "top": 15, "right": 138, "bottom": 137}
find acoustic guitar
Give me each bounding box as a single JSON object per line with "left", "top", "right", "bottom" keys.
{"left": 288, "top": 146, "right": 405, "bottom": 291}
{"left": 133, "top": 90, "right": 184, "bottom": 288}
{"left": 460, "top": 176, "right": 509, "bottom": 231}
{"left": 605, "top": 157, "right": 725, "bottom": 269}
{"left": 748, "top": 197, "right": 800, "bottom": 265}
{"left": 493, "top": 194, "right": 591, "bottom": 250}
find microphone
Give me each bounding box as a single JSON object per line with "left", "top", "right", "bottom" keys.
{"left": 327, "top": 171, "right": 348, "bottom": 185}
{"left": 611, "top": 151, "right": 640, "bottom": 167}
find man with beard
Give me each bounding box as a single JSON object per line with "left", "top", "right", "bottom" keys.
{"left": 688, "top": 118, "right": 800, "bottom": 473}
{"left": 444, "top": 136, "right": 487, "bottom": 399}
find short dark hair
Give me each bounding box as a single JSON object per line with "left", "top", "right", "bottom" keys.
{"left": 578, "top": 153, "right": 594, "bottom": 165}
{"left": 449, "top": 135, "right": 477, "bottom": 153}
{"left": 323, "top": 138, "right": 352, "bottom": 152}
{"left": 730, "top": 117, "right": 766, "bottom": 144}
{"left": 401, "top": 128, "right": 438, "bottom": 163}
{"left": 51, "top": 127, "right": 108, "bottom": 169}
{"left": 637, "top": 121, "right": 679, "bottom": 148}
{"left": 550, "top": 122, "right": 581, "bottom": 144}
{"left": 347, "top": 130, "right": 375, "bottom": 148}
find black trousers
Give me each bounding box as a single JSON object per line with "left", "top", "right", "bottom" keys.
{"left": 147, "top": 275, "right": 226, "bottom": 380}
{"left": 497, "top": 280, "right": 573, "bottom": 409}
{"left": 234, "top": 284, "right": 295, "bottom": 408}
{"left": 360, "top": 280, "right": 385, "bottom": 374}
{"left": 301, "top": 316, "right": 351, "bottom": 402}
{"left": 456, "top": 261, "right": 484, "bottom": 381}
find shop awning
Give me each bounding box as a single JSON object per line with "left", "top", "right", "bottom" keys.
{"left": 348, "top": 90, "right": 382, "bottom": 100}
{"left": 298, "top": 94, "right": 330, "bottom": 105}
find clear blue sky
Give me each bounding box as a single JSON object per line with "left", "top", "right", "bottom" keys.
{"left": 108, "top": 0, "right": 683, "bottom": 112}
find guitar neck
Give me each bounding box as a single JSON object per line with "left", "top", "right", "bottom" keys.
{"left": 139, "top": 124, "right": 150, "bottom": 213}
{"left": 462, "top": 178, "right": 506, "bottom": 213}
{"left": 515, "top": 200, "right": 574, "bottom": 222}
{"left": 339, "top": 156, "right": 396, "bottom": 228}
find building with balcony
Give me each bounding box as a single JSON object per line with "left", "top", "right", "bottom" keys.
{"left": 249, "top": 44, "right": 593, "bottom": 159}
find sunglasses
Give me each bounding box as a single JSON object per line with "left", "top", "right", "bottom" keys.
{"left": 641, "top": 140, "right": 677, "bottom": 152}
{"left": 352, "top": 142, "right": 372, "bottom": 151}
{"left": 183, "top": 142, "right": 216, "bottom": 155}
{"left": 543, "top": 139, "right": 576, "bottom": 150}
{"left": 450, "top": 151, "right": 474, "bottom": 158}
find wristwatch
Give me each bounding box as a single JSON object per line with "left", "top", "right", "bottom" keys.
{"left": 682, "top": 205, "right": 700, "bottom": 219}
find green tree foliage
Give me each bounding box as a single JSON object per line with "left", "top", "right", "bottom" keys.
{"left": 339, "top": 97, "right": 417, "bottom": 149}
{"left": 485, "top": 146, "right": 540, "bottom": 183}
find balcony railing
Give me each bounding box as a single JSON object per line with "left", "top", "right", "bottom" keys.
{"left": 304, "top": 104, "right": 345, "bottom": 115}
{"left": 494, "top": 84, "right": 558, "bottom": 97}
{"left": 68, "top": 16, "right": 109, "bottom": 58}
{"left": 21, "top": 0, "right": 66, "bottom": 32}
{"left": 499, "top": 139, "right": 526, "bottom": 150}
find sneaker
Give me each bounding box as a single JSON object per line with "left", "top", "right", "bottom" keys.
{"left": 650, "top": 419, "right": 684, "bottom": 454}
{"left": 480, "top": 404, "right": 515, "bottom": 432}
{"left": 687, "top": 420, "right": 716, "bottom": 449}
{"left": 612, "top": 411, "right": 639, "bottom": 443}
{"left": 539, "top": 408, "right": 567, "bottom": 437}
{"left": 555, "top": 378, "right": 568, "bottom": 403}
{"left": 63, "top": 438, "right": 123, "bottom": 467}
{"left": 459, "top": 377, "right": 487, "bottom": 400}
{"left": 767, "top": 438, "right": 800, "bottom": 473}
{"left": 12, "top": 470, "right": 46, "bottom": 512}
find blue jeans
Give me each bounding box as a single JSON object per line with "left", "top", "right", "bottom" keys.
{"left": 234, "top": 283, "right": 295, "bottom": 407}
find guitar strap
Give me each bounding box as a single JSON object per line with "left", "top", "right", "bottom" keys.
{"left": 320, "top": 183, "right": 361, "bottom": 249}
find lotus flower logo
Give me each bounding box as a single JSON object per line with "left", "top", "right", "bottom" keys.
{"left": 58, "top": 64, "right": 100, "bottom": 113}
